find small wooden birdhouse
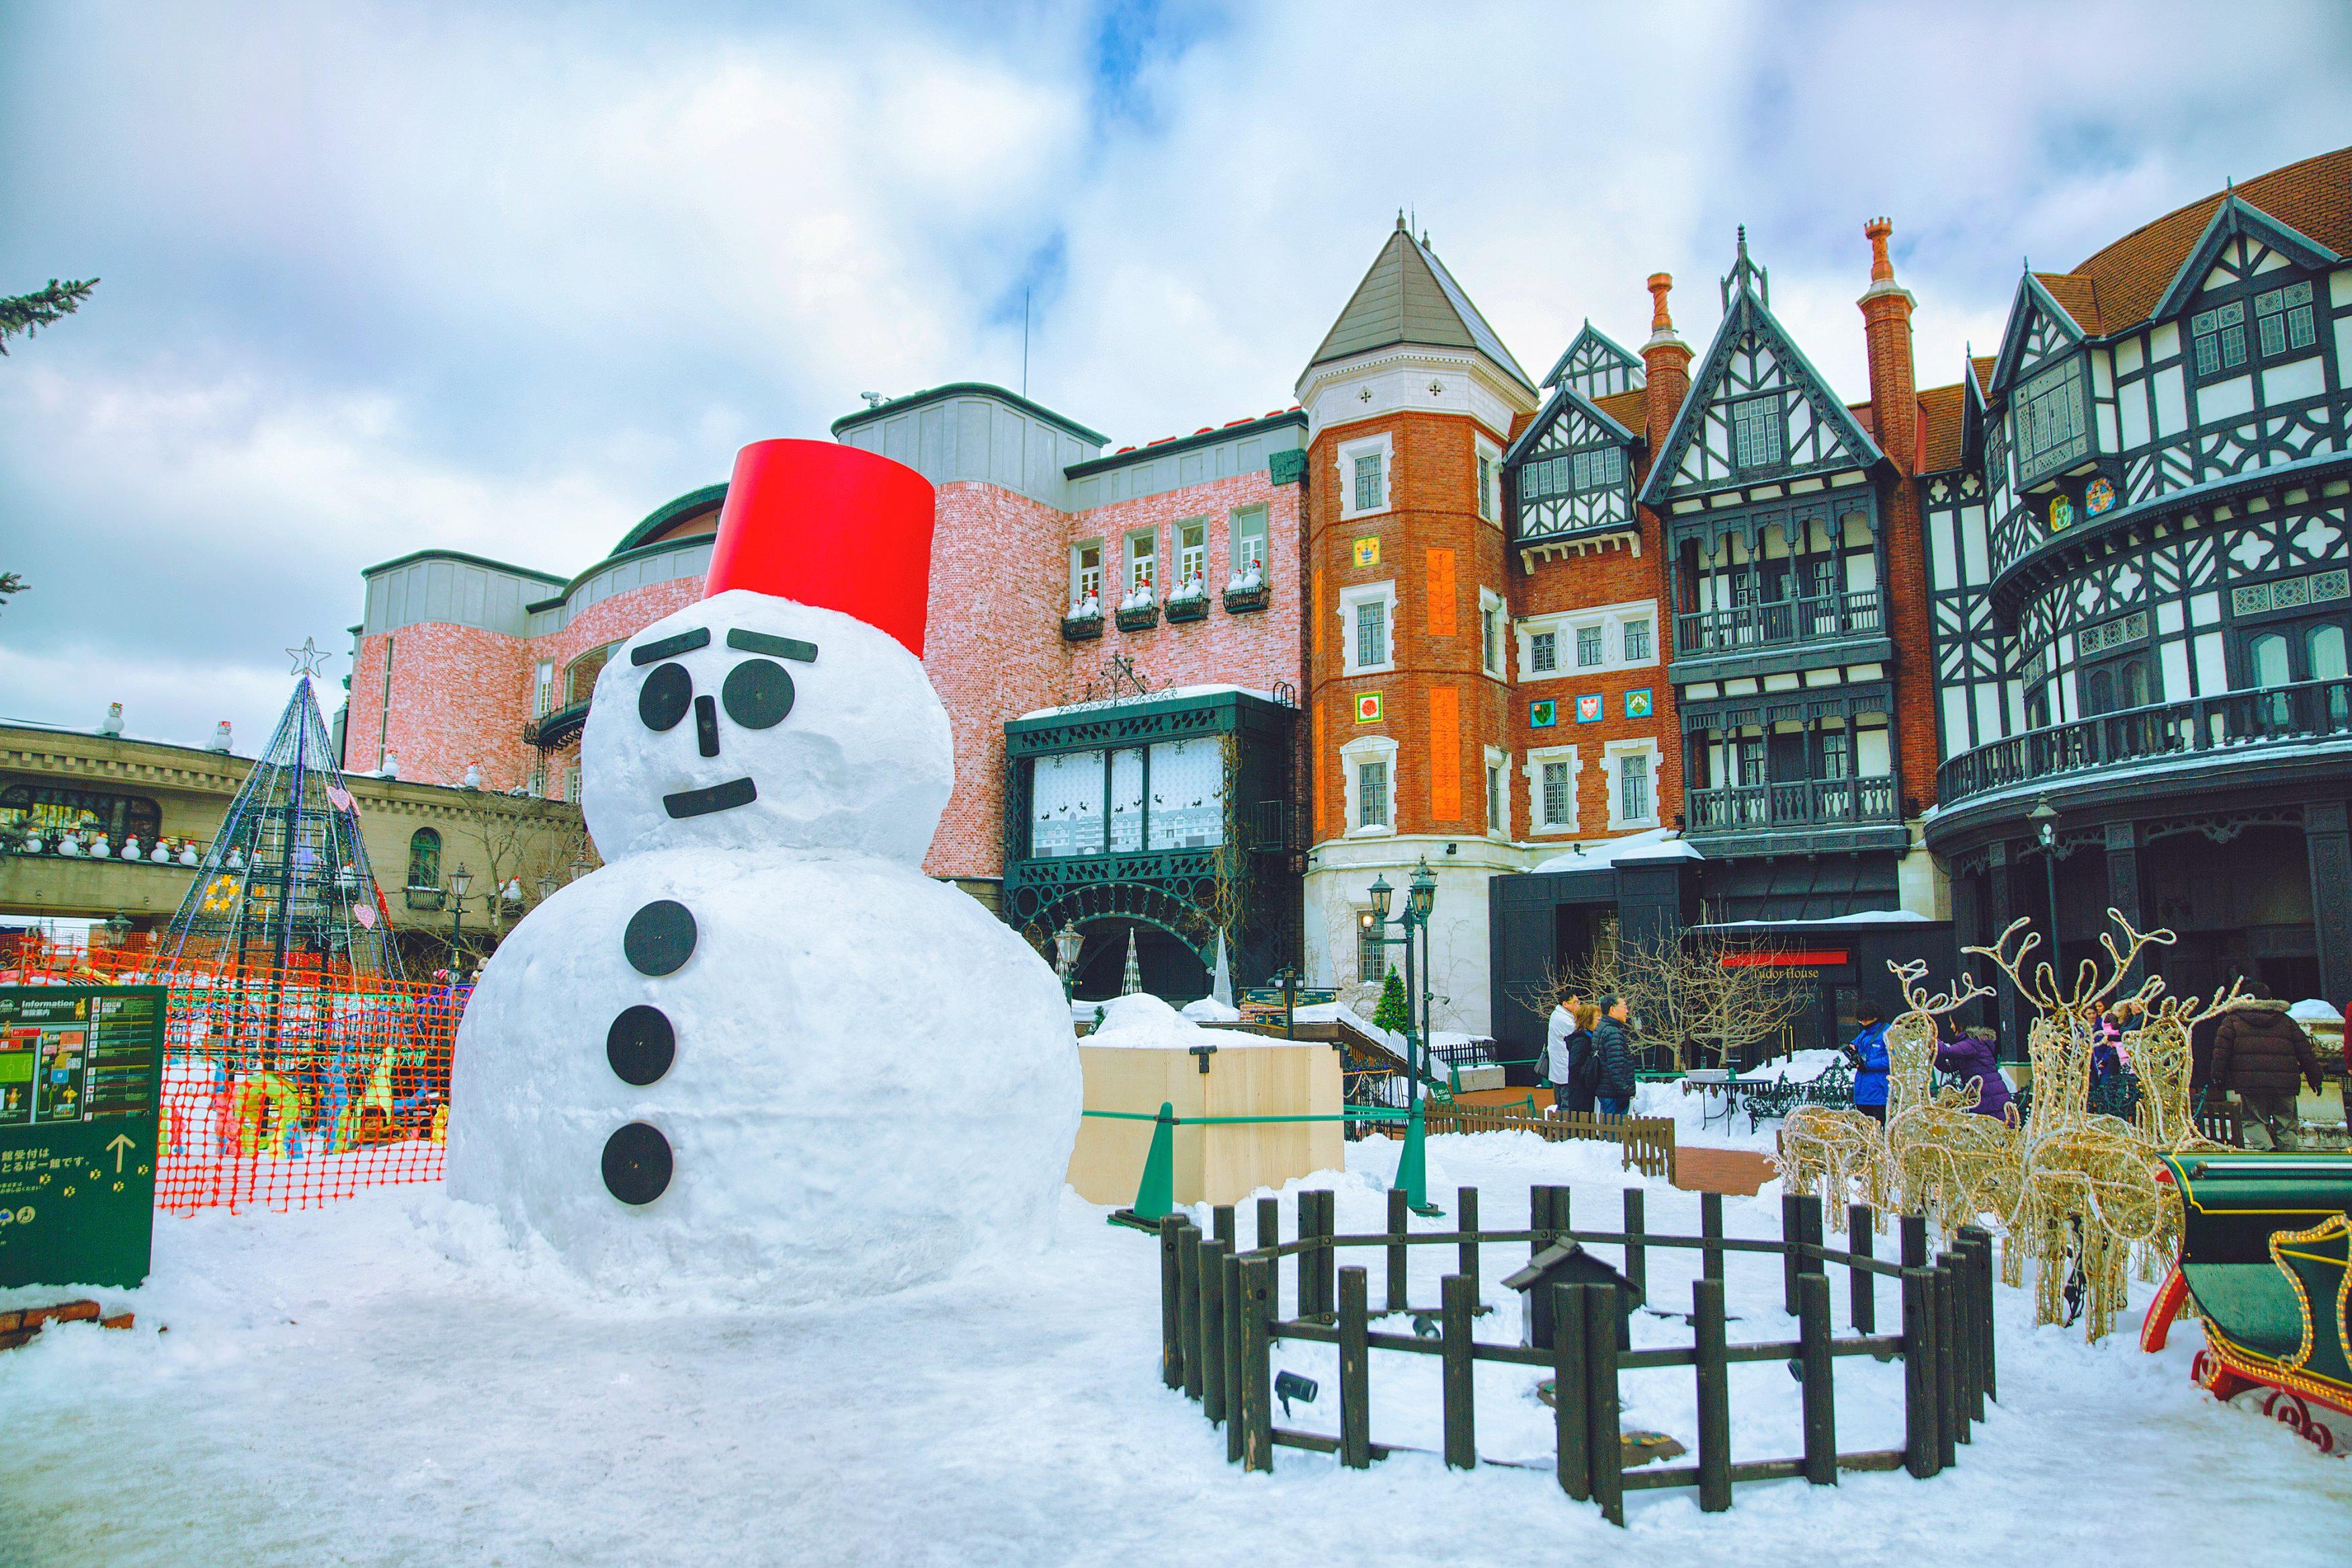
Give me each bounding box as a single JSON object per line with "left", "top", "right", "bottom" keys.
{"left": 1503, "top": 1242, "right": 1638, "bottom": 1350}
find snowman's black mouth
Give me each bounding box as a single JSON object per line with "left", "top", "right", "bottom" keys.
{"left": 663, "top": 777, "right": 758, "bottom": 818}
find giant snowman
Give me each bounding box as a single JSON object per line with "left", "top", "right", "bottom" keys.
{"left": 448, "top": 439, "right": 1081, "bottom": 1303}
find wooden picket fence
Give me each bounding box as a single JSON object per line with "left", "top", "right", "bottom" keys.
{"left": 1418, "top": 1103, "right": 1676, "bottom": 1180}
{"left": 1157, "top": 1186, "right": 1997, "bottom": 1522}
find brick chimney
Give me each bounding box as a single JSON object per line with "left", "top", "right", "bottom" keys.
{"left": 1641, "top": 272, "right": 1691, "bottom": 452}
{"left": 1858, "top": 217, "right": 1919, "bottom": 475}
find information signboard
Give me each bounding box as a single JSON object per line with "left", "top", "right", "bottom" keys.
{"left": 0, "top": 986, "right": 165, "bottom": 1288}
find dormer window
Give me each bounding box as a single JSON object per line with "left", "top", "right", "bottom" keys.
{"left": 2015, "top": 357, "right": 2088, "bottom": 484}
{"left": 2192, "top": 302, "right": 2247, "bottom": 376}
{"left": 2255, "top": 280, "right": 2316, "bottom": 359}
{"left": 1730, "top": 396, "right": 1783, "bottom": 470}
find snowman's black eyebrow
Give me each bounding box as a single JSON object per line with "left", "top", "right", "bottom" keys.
{"left": 631, "top": 629, "right": 710, "bottom": 665}
{"left": 726, "top": 629, "right": 817, "bottom": 662}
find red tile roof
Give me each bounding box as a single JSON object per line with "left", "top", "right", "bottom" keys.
{"left": 1592, "top": 388, "right": 1648, "bottom": 434}
{"left": 2032, "top": 272, "right": 2105, "bottom": 335}
{"left": 1917, "top": 359, "right": 1996, "bottom": 474}
{"left": 2062, "top": 145, "right": 2352, "bottom": 333}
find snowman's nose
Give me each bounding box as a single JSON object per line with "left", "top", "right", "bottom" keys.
{"left": 694, "top": 694, "right": 720, "bottom": 757}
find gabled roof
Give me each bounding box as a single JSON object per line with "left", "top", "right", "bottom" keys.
{"left": 2062, "top": 145, "right": 2352, "bottom": 334}
{"left": 1305, "top": 219, "right": 1536, "bottom": 394}
{"left": 2031, "top": 272, "right": 2105, "bottom": 336}
{"left": 1503, "top": 380, "right": 1638, "bottom": 466}
{"left": 1917, "top": 355, "right": 1997, "bottom": 475}
{"left": 1987, "top": 271, "right": 2093, "bottom": 396}
{"left": 1538, "top": 319, "right": 1644, "bottom": 391}
{"left": 2142, "top": 191, "right": 2344, "bottom": 324}
{"left": 1636, "top": 247, "right": 1884, "bottom": 508}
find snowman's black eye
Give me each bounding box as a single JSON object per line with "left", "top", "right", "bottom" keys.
{"left": 639, "top": 662, "right": 692, "bottom": 732}
{"left": 722, "top": 658, "right": 794, "bottom": 730}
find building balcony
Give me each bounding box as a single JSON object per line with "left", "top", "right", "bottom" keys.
{"left": 1223, "top": 580, "right": 1269, "bottom": 614}
{"left": 1934, "top": 677, "right": 2352, "bottom": 813}
{"left": 1165, "top": 589, "right": 1209, "bottom": 623}
{"left": 1061, "top": 611, "right": 1104, "bottom": 642}
{"left": 523, "top": 699, "right": 590, "bottom": 750}
{"left": 404, "top": 884, "right": 448, "bottom": 912}
{"left": 1685, "top": 775, "right": 1904, "bottom": 857}
{"left": 1674, "top": 589, "right": 1882, "bottom": 658}
{"left": 1115, "top": 600, "right": 1160, "bottom": 633}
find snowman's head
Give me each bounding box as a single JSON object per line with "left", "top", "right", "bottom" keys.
{"left": 581, "top": 589, "right": 952, "bottom": 862}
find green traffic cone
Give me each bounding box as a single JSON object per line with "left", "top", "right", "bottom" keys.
{"left": 1110, "top": 1101, "right": 1179, "bottom": 1231}
{"left": 1394, "top": 1098, "right": 1443, "bottom": 1217}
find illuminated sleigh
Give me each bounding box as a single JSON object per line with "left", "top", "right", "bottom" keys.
{"left": 2141, "top": 1151, "right": 2352, "bottom": 1455}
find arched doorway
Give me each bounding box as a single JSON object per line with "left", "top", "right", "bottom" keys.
{"left": 1066, "top": 918, "right": 1212, "bottom": 1002}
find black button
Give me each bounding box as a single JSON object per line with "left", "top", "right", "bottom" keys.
{"left": 601, "top": 1122, "right": 673, "bottom": 1205}
{"left": 721, "top": 658, "right": 794, "bottom": 729}
{"left": 638, "top": 662, "right": 691, "bottom": 732}
{"left": 607, "top": 1005, "right": 675, "bottom": 1086}
{"left": 624, "top": 900, "right": 696, "bottom": 975}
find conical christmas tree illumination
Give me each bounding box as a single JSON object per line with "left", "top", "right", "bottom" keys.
{"left": 163, "top": 663, "right": 403, "bottom": 984}
{"left": 1120, "top": 928, "right": 1142, "bottom": 996}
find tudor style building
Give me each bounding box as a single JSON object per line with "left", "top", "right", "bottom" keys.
{"left": 1918, "top": 148, "right": 2352, "bottom": 1029}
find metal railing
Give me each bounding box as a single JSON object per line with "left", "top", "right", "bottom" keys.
{"left": 1936, "top": 677, "right": 2352, "bottom": 807}
{"left": 1675, "top": 589, "right": 1881, "bottom": 656}
{"left": 1685, "top": 775, "right": 1899, "bottom": 834}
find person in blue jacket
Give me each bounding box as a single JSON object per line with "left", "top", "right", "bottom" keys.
{"left": 1847, "top": 1003, "right": 1891, "bottom": 1123}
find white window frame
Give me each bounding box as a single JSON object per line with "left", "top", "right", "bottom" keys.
{"left": 1474, "top": 434, "right": 1503, "bottom": 526}
{"left": 1522, "top": 744, "right": 1582, "bottom": 836}
{"left": 1514, "top": 599, "right": 1662, "bottom": 685}
{"left": 1337, "top": 580, "right": 1398, "bottom": 676}
{"left": 1483, "top": 744, "right": 1509, "bottom": 839}
{"left": 1337, "top": 431, "right": 1394, "bottom": 521}
{"left": 532, "top": 660, "right": 555, "bottom": 719}
{"left": 1175, "top": 519, "right": 1208, "bottom": 593}
{"left": 1603, "top": 738, "right": 1661, "bottom": 831}
{"left": 1229, "top": 505, "right": 1269, "bottom": 581}
{"left": 1124, "top": 528, "right": 1157, "bottom": 598}
{"left": 1478, "top": 587, "right": 1506, "bottom": 679}
{"left": 1340, "top": 734, "right": 1399, "bottom": 839}
{"left": 1070, "top": 539, "right": 1104, "bottom": 609}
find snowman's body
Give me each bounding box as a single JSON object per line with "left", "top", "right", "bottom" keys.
{"left": 448, "top": 588, "right": 1079, "bottom": 1303}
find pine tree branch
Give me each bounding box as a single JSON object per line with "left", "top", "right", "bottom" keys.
{"left": 0, "top": 278, "right": 99, "bottom": 354}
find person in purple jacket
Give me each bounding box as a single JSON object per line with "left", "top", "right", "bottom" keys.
{"left": 1935, "top": 1027, "right": 2013, "bottom": 1121}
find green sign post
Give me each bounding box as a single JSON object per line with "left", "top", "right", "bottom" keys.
{"left": 0, "top": 986, "right": 166, "bottom": 1289}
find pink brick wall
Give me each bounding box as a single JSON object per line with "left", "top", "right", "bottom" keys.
{"left": 349, "top": 623, "right": 532, "bottom": 789}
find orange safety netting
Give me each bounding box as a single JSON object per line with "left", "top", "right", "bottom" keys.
{"left": 3, "top": 933, "right": 460, "bottom": 1214}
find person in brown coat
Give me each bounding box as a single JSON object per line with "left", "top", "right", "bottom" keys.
{"left": 2212, "top": 982, "right": 2326, "bottom": 1150}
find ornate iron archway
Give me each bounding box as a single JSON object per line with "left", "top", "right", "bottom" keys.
{"left": 1015, "top": 879, "right": 1216, "bottom": 970}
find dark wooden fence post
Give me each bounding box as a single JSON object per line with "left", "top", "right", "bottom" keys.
{"left": 1338, "top": 1265, "right": 1371, "bottom": 1469}
{"left": 1386, "top": 1186, "right": 1409, "bottom": 1313}
{"left": 1257, "top": 1195, "right": 1280, "bottom": 1255}
{"left": 1847, "top": 1203, "right": 1876, "bottom": 1334}
{"left": 1212, "top": 1203, "right": 1235, "bottom": 1248}
{"left": 1222, "top": 1252, "right": 1244, "bottom": 1465}
{"left": 1548, "top": 1184, "right": 1572, "bottom": 1244}
{"left": 1794, "top": 1193, "right": 1825, "bottom": 1295}
{"left": 1159, "top": 1215, "right": 1185, "bottom": 1389}
{"left": 1552, "top": 1282, "right": 1589, "bottom": 1501}
{"left": 1200, "top": 1237, "right": 1228, "bottom": 1426}
{"left": 1700, "top": 1191, "right": 1724, "bottom": 1284}
{"left": 1240, "top": 1256, "right": 1274, "bottom": 1472}
{"left": 1441, "top": 1273, "right": 1476, "bottom": 1470}
{"left": 1295, "top": 1191, "right": 1318, "bottom": 1319}
{"left": 1315, "top": 1190, "right": 1337, "bottom": 1321}
{"left": 1622, "top": 1187, "right": 1647, "bottom": 1304}
{"left": 1693, "top": 1275, "right": 1732, "bottom": 1512}
{"left": 1900, "top": 1213, "right": 1928, "bottom": 1270}
{"left": 1945, "top": 1246, "right": 1978, "bottom": 1430}
{"left": 1529, "top": 1184, "right": 1553, "bottom": 1262}
{"left": 1457, "top": 1187, "right": 1480, "bottom": 1298}
{"left": 1902, "top": 1265, "right": 1940, "bottom": 1477}
{"left": 1781, "top": 1192, "right": 1804, "bottom": 1315}
{"left": 1585, "top": 1284, "right": 1625, "bottom": 1527}
{"left": 1179, "top": 1223, "right": 1204, "bottom": 1401}
{"left": 1933, "top": 1258, "right": 1961, "bottom": 1465}
{"left": 1960, "top": 1225, "right": 1997, "bottom": 1405}
{"left": 1798, "top": 1270, "right": 1837, "bottom": 1485}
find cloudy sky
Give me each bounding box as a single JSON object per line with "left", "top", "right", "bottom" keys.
{"left": 3, "top": 0, "right": 2347, "bottom": 752}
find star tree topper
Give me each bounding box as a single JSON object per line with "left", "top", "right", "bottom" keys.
{"left": 287, "top": 638, "right": 329, "bottom": 679}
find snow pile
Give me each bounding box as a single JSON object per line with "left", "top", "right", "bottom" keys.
{"left": 1530, "top": 827, "right": 1704, "bottom": 872}
{"left": 1085, "top": 993, "right": 1280, "bottom": 1049}
{"left": 1180, "top": 995, "right": 1241, "bottom": 1024}
{"left": 2289, "top": 998, "right": 2343, "bottom": 1023}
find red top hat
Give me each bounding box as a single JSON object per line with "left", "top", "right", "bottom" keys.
{"left": 702, "top": 439, "right": 937, "bottom": 658}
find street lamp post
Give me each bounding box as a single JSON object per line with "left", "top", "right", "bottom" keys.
{"left": 2029, "top": 797, "right": 2060, "bottom": 966}
{"left": 448, "top": 863, "right": 474, "bottom": 977}
{"left": 1054, "top": 925, "right": 1083, "bottom": 1004}
{"left": 1360, "top": 862, "right": 1442, "bottom": 1215}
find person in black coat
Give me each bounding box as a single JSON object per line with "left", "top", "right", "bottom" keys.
{"left": 1590, "top": 996, "right": 1637, "bottom": 1116}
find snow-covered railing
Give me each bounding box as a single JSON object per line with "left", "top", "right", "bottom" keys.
{"left": 1155, "top": 1188, "right": 1995, "bottom": 1519}
{"left": 1938, "top": 675, "right": 2352, "bottom": 807}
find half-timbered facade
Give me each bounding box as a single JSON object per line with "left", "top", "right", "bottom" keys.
{"left": 1921, "top": 147, "right": 2352, "bottom": 1017}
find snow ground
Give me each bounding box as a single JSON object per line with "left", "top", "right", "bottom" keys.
{"left": 4, "top": 1136, "right": 2347, "bottom": 1567}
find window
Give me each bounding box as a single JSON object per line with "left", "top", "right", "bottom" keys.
{"left": 1028, "top": 750, "right": 1105, "bottom": 858}
{"left": 1736, "top": 734, "right": 1767, "bottom": 787}
{"left": 406, "top": 828, "right": 442, "bottom": 890}
{"left": 2312, "top": 623, "right": 2349, "bottom": 681}
{"left": 1357, "top": 760, "right": 1389, "bottom": 829}
{"left": 1358, "top": 926, "right": 1386, "bottom": 984}
{"left": 1477, "top": 453, "right": 1497, "bottom": 522}
{"left": 566, "top": 642, "right": 618, "bottom": 707}
{"left": 1541, "top": 762, "right": 1572, "bottom": 826}
{"left": 1530, "top": 631, "right": 1557, "bottom": 673}
{"left": 1353, "top": 453, "right": 1383, "bottom": 512}
{"left": 1622, "top": 618, "right": 1651, "bottom": 662}
{"left": 532, "top": 660, "right": 555, "bottom": 718}
{"left": 1731, "top": 396, "right": 1783, "bottom": 470}
{"left": 0, "top": 783, "right": 162, "bottom": 844}
{"left": 1177, "top": 521, "right": 1206, "bottom": 590}
{"left": 1480, "top": 593, "right": 1504, "bottom": 677}
{"left": 1126, "top": 531, "right": 1156, "bottom": 597}
{"left": 1523, "top": 747, "right": 1579, "bottom": 834}
{"left": 2017, "top": 358, "right": 2089, "bottom": 478}
{"left": 2193, "top": 301, "right": 2248, "bottom": 376}
{"left": 2242, "top": 616, "right": 2352, "bottom": 687}
{"left": 1230, "top": 507, "right": 1268, "bottom": 582}
{"left": 1486, "top": 760, "right": 1505, "bottom": 832}
{"left": 563, "top": 767, "right": 582, "bottom": 803}
{"left": 1820, "top": 729, "right": 1851, "bottom": 781}
{"left": 1337, "top": 433, "right": 1394, "bottom": 520}
{"left": 1355, "top": 601, "right": 1386, "bottom": 668}
{"left": 1577, "top": 447, "right": 1624, "bottom": 491}
{"left": 1071, "top": 541, "right": 1103, "bottom": 607}
{"left": 1618, "top": 756, "right": 1650, "bottom": 826}
{"left": 2255, "top": 281, "right": 2316, "bottom": 359}
{"left": 2249, "top": 631, "right": 2291, "bottom": 689}
{"left": 1577, "top": 625, "right": 1604, "bottom": 668}
{"left": 2083, "top": 655, "right": 2152, "bottom": 715}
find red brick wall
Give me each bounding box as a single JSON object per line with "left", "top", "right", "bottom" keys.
{"left": 349, "top": 623, "right": 531, "bottom": 789}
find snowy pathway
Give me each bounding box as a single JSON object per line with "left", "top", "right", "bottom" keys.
{"left": 3, "top": 1135, "right": 2346, "bottom": 1567}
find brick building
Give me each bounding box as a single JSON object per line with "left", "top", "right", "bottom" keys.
{"left": 347, "top": 145, "right": 2352, "bottom": 1047}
